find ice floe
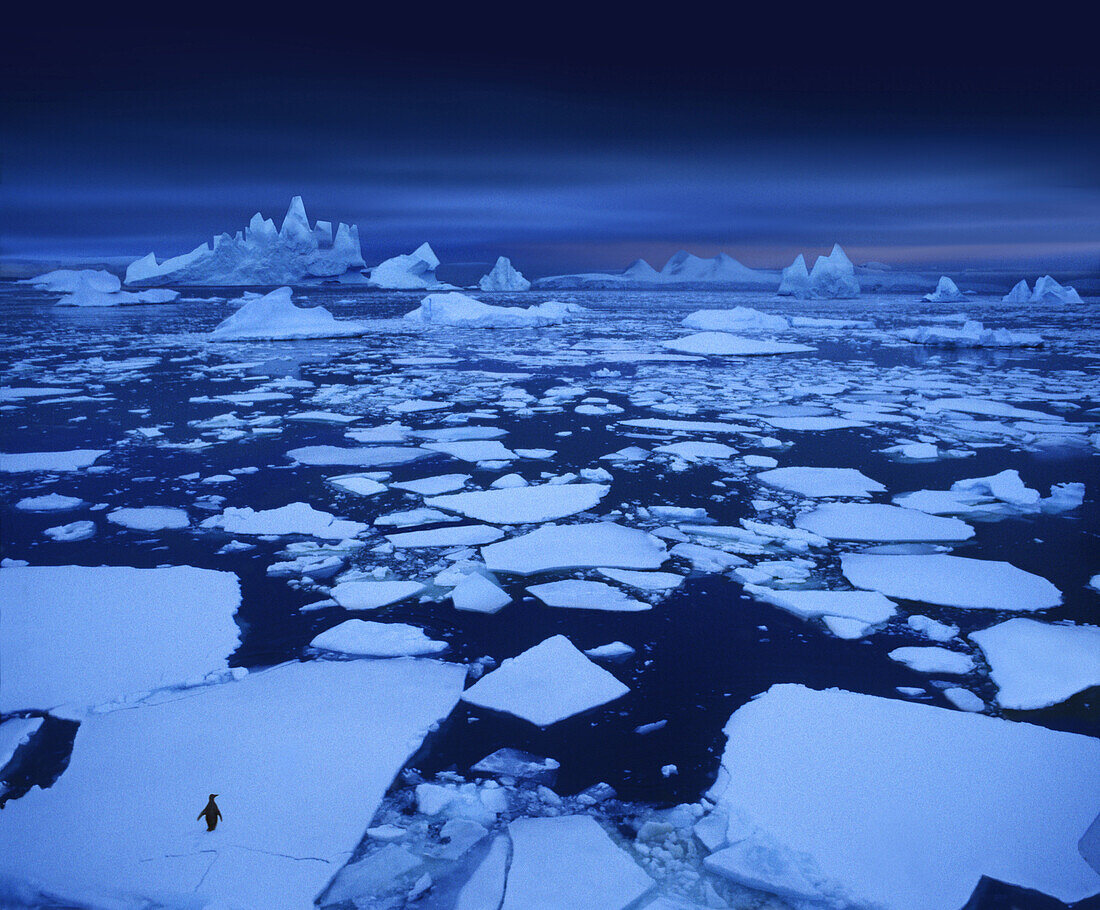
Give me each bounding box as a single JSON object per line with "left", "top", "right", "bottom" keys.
{"left": 481, "top": 522, "right": 668, "bottom": 575}
{"left": 794, "top": 502, "right": 975, "bottom": 542}
{"left": 426, "top": 483, "right": 608, "bottom": 524}
{"left": 662, "top": 332, "right": 814, "bottom": 356}
{"left": 0, "top": 449, "right": 108, "bottom": 473}
{"left": 330, "top": 579, "right": 427, "bottom": 610}
{"left": 209, "top": 286, "right": 368, "bottom": 340}
{"left": 888, "top": 645, "right": 975, "bottom": 675}
{"left": 970, "top": 618, "right": 1100, "bottom": 710}
{"left": 756, "top": 466, "right": 885, "bottom": 498}
{"left": 681, "top": 307, "right": 789, "bottom": 333}
{"left": 310, "top": 619, "right": 447, "bottom": 657}
{"left": 842, "top": 553, "right": 1062, "bottom": 610}
{"left": 704, "top": 684, "right": 1100, "bottom": 908}
{"left": 527, "top": 579, "right": 650, "bottom": 612}
{"left": 126, "top": 197, "right": 366, "bottom": 286}
{"left": 14, "top": 493, "right": 84, "bottom": 511}
{"left": 461, "top": 635, "right": 630, "bottom": 726}
{"left": 744, "top": 586, "right": 895, "bottom": 636}
{"left": 450, "top": 572, "right": 512, "bottom": 613}
{"left": 201, "top": 502, "right": 368, "bottom": 539}
{"left": 53, "top": 272, "right": 180, "bottom": 307}
{"left": 0, "top": 565, "right": 240, "bottom": 714}
{"left": 404, "top": 292, "right": 580, "bottom": 328}
{"left": 106, "top": 506, "right": 189, "bottom": 531}
{"left": 899, "top": 320, "right": 1043, "bottom": 348}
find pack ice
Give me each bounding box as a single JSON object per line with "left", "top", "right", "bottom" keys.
{"left": 703, "top": 684, "right": 1100, "bottom": 909}
{"left": 125, "top": 196, "right": 366, "bottom": 286}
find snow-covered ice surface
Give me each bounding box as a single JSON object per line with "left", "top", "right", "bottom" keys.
{"left": 1, "top": 279, "right": 1097, "bottom": 908}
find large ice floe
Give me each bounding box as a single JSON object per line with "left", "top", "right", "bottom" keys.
{"left": 478, "top": 256, "right": 531, "bottom": 291}
{"left": 125, "top": 197, "right": 366, "bottom": 286}
{"left": 0, "top": 565, "right": 240, "bottom": 714}
{"left": 778, "top": 244, "right": 860, "bottom": 298}
{"left": 756, "top": 466, "right": 886, "bottom": 498}
{"left": 460, "top": 635, "right": 630, "bottom": 725}
{"left": 703, "top": 684, "right": 1100, "bottom": 909}
{"left": 481, "top": 522, "right": 668, "bottom": 575}
{"left": 425, "top": 483, "right": 608, "bottom": 524}
{"left": 366, "top": 242, "right": 454, "bottom": 290}
{"left": 403, "top": 292, "right": 583, "bottom": 328}
{"left": 0, "top": 449, "right": 108, "bottom": 473}
{"left": 841, "top": 553, "right": 1062, "bottom": 610}
{"left": 969, "top": 618, "right": 1100, "bottom": 710}
{"left": 793, "top": 502, "right": 975, "bottom": 542}
{"left": 200, "top": 502, "right": 368, "bottom": 539}
{"left": 0, "top": 659, "right": 466, "bottom": 909}
{"left": 899, "top": 319, "right": 1043, "bottom": 348}
{"left": 661, "top": 332, "right": 814, "bottom": 356}
{"left": 208, "top": 286, "right": 369, "bottom": 340}
{"left": 893, "top": 468, "right": 1083, "bottom": 518}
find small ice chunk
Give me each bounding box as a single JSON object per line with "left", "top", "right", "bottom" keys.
{"left": 328, "top": 474, "right": 388, "bottom": 496}
{"left": 44, "top": 520, "right": 96, "bottom": 542}
{"left": 943, "top": 688, "right": 985, "bottom": 712}
{"left": 472, "top": 748, "right": 560, "bottom": 784}
{"left": 15, "top": 493, "right": 85, "bottom": 512}
{"left": 585, "top": 642, "right": 636, "bottom": 660}
{"left": 107, "top": 507, "right": 189, "bottom": 532}
{"left": 888, "top": 646, "right": 975, "bottom": 675}
{"left": 392, "top": 473, "right": 471, "bottom": 495}
{"left": 451, "top": 572, "right": 512, "bottom": 614}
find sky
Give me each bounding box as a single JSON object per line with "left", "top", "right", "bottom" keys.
{"left": 3, "top": 9, "right": 1099, "bottom": 278}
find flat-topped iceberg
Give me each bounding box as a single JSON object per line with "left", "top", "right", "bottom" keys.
{"left": 478, "top": 256, "right": 531, "bottom": 291}
{"left": 923, "top": 275, "right": 965, "bottom": 302}
{"left": 208, "top": 286, "right": 369, "bottom": 340}
{"left": 704, "top": 684, "right": 1100, "bottom": 909}
{"left": 403, "top": 292, "right": 583, "bottom": 328}
{"left": 366, "top": 242, "right": 454, "bottom": 290}
{"left": 899, "top": 319, "right": 1043, "bottom": 348}
{"left": 125, "top": 196, "right": 366, "bottom": 286}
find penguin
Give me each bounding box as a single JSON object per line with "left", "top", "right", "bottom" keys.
{"left": 198, "top": 794, "right": 222, "bottom": 831}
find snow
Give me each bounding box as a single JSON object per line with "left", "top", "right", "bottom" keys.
{"left": 450, "top": 572, "right": 512, "bottom": 613}
{"left": 681, "top": 307, "right": 789, "bottom": 333}
{"left": 500, "top": 816, "right": 654, "bottom": 910}
{"left": 756, "top": 466, "right": 885, "bottom": 498}
{"left": 526, "top": 579, "right": 650, "bottom": 612}
{"left": 888, "top": 646, "right": 975, "bottom": 675}
{"left": 794, "top": 502, "right": 975, "bottom": 542}
{"left": 808, "top": 244, "right": 860, "bottom": 299}
{"left": 404, "top": 292, "right": 577, "bottom": 328}
{"left": 478, "top": 256, "right": 531, "bottom": 291}
{"left": 704, "top": 683, "right": 1100, "bottom": 909}
{"left": 481, "top": 522, "right": 668, "bottom": 575}
{"left": 209, "top": 286, "right": 368, "bottom": 340}
{"left": 0, "top": 660, "right": 466, "bottom": 910}
{"left": 662, "top": 332, "right": 814, "bottom": 356}
{"left": 310, "top": 619, "right": 447, "bottom": 657}
{"left": 0, "top": 449, "right": 108, "bottom": 473}
{"left": 106, "top": 506, "right": 189, "bottom": 531}
{"left": 923, "top": 276, "right": 965, "bottom": 302}
{"left": 842, "top": 553, "right": 1062, "bottom": 610}
{"left": 899, "top": 320, "right": 1043, "bottom": 348}
{"left": 426, "top": 483, "right": 608, "bottom": 524}
{"left": 461, "top": 635, "right": 630, "bottom": 726}
{"left": 125, "top": 197, "right": 366, "bottom": 286}
{"left": 15, "top": 493, "right": 84, "bottom": 511}
{"left": 1031, "top": 275, "right": 1084, "bottom": 304}
{"left": 969, "top": 618, "right": 1100, "bottom": 710}
{"left": 201, "top": 502, "right": 368, "bottom": 539}
{"left": 366, "top": 242, "right": 453, "bottom": 289}
{"left": 777, "top": 253, "right": 811, "bottom": 297}
{"left": 0, "top": 565, "right": 240, "bottom": 714}
{"left": 330, "top": 580, "right": 427, "bottom": 610}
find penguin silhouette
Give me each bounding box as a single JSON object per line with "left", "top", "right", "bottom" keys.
{"left": 198, "top": 794, "right": 222, "bottom": 831}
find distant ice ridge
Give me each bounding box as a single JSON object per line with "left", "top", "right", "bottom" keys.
{"left": 366, "top": 242, "right": 455, "bottom": 290}
{"left": 1002, "top": 275, "right": 1084, "bottom": 304}
{"left": 208, "top": 287, "right": 369, "bottom": 340}
{"left": 535, "top": 250, "right": 776, "bottom": 289}
{"left": 899, "top": 320, "right": 1043, "bottom": 348}
{"left": 404, "top": 292, "right": 586, "bottom": 328}
{"left": 478, "top": 256, "right": 531, "bottom": 291}
{"left": 125, "top": 196, "right": 366, "bottom": 286}
{"left": 923, "top": 276, "right": 965, "bottom": 302}
{"left": 778, "top": 244, "right": 860, "bottom": 298}
{"left": 24, "top": 269, "right": 180, "bottom": 307}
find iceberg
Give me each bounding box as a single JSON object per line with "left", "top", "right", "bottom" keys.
{"left": 922, "top": 275, "right": 965, "bottom": 302}
{"left": 777, "top": 253, "right": 811, "bottom": 297}
{"left": 209, "top": 286, "right": 369, "bottom": 340}
{"left": 808, "top": 243, "right": 860, "bottom": 298}
{"left": 125, "top": 196, "right": 367, "bottom": 286}
{"left": 403, "top": 292, "right": 581, "bottom": 328}
{"left": 899, "top": 319, "right": 1043, "bottom": 348}
{"left": 366, "top": 242, "right": 454, "bottom": 290}
{"left": 534, "top": 250, "right": 774, "bottom": 289}
{"left": 704, "top": 684, "right": 1100, "bottom": 909}
{"left": 681, "top": 306, "right": 790, "bottom": 333}
{"left": 309, "top": 619, "right": 447, "bottom": 657}
{"left": 478, "top": 256, "right": 531, "bottom": 291}
{"left": 1002, "top": 279, "right": 1032, "bottom": 303}
{"left": 21, "top": 268, "right": 122, "bottom": 294}
{"left": 1031, "top": 275, "right": 1084, "bottom": 304}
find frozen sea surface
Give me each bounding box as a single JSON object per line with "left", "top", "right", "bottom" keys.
{"left": 1, "top": 282, "right": 1098, "bottom": 908}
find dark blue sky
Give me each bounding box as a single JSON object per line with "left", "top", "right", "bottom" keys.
{"left": 3, "top": 9, "right": 1098, "bottom": 277}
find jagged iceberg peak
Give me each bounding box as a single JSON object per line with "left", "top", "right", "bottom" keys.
{"left": 659, "top": 250, "right": 765, "bottom": 283}
{"left": 777, "top": 253, "right": 810, "bottom": 297}
{"left": 923, "top": 276, "right": 965, "bottom": 302}
{"left": 366, "top": 243, "right": 455, "bottom": 290}
{"left": 125, "top": 197, "right": 367, "bottom": 287}
{"left": 478, "top": 256, "right": 531, "bottom": 292}
{"left": 1002, "top": 279, "right": 1031, "bottom": 303}
{"left": 209, "top": 286, "right": 368, "bottom": 340}
{"left": 807, "top": 244, "right": 861, "bottom": 298}
{"left": 1030, "top": 275, "right": 1083, "bottom": 304}
{"left": 622, "top": 258, "right": 659, "bottom": 280}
